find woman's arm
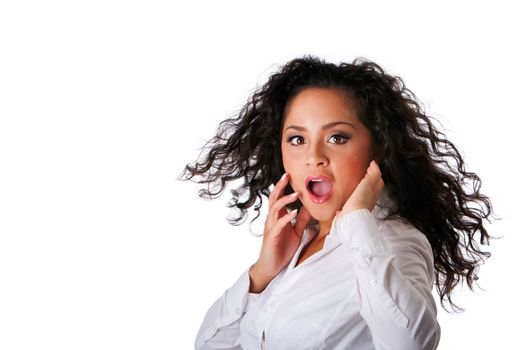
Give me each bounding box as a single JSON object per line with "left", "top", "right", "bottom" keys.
{"left": 334, "top": 209, "right": 440, "bottom": 350}
{"left": 194, "top": 265, "right": 260, "bottom": 350}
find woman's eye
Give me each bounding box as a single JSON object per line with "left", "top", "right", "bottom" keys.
{"left": 288, "top": 135, "right": 305, "bottom": 146}
{"left": 328, "top": 134, "right": 349, "bottom": 144}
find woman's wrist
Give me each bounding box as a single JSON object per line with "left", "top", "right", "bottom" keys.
{"left": 248, "top": 263, "right": 273, "bottom": 293}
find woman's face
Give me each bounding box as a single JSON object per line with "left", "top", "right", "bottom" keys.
{"left": 281, "top": 87, "right": 374, "bottom": 224}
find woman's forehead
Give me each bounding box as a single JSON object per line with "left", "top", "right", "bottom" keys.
{"left": 283, "top": 87, "right": 360, "bottom": 128}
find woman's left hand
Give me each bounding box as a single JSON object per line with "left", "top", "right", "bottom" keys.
{"left": 335, "top": 160, "right": 384, "bottom": 219}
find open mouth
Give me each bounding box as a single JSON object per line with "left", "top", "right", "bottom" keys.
{"left": 305, "top": 175, "right": 333, "bottom": 204}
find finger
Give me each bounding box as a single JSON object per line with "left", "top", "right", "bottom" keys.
{"left": 269, "top": 192, "right": 299, "bottom": 220}
{"left": 293, "top": 206, "right": 312, "bottom": 238}
{"left": 366, "top": 161, "right": 381, "bottom": 184}
{"left": 371, "top": 160, "right": 382, "bottom": 174}
{"left": 269, "top": 173, "right": 288, "bottom": 203}
{"left": 365, "top": 163, "right": 384, "bottom": 193}
{"left": 374, "top": 178, "right": 384, "bottom": 199}
{"left": 366, "top": 177, "right": 384, "bottom": 211}
{"left": 272, "top": 208, "right": 298, "bottom": 235}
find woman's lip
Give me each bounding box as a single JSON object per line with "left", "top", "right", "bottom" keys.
{"left": 304, "top": 175, "right": 333, "bottom": 187}
{"left": 305, "top": 175, "right": 333, "bottom": 204}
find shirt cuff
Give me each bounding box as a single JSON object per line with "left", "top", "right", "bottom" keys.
{"left": 224, "top": 267, "right": 257, "bottom": 318}
{"left": 334, "top": 209, "right": 387, "bottom": 261}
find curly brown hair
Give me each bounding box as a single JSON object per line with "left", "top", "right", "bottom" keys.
{"left": 180, "top": 55, "right": 494, "bottom": 312}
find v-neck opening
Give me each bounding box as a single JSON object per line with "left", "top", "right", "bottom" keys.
{"left": 288, "top": 225, "right": 342, "bottom": 271}
{"left": 294, "top": 238, "right": 325, "bottom": 268}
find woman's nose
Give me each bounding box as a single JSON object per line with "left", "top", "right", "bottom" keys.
{"left": 305, "top": 143, "right": 329, "bottom": 166}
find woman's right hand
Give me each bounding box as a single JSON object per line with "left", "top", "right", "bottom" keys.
{"left": 249, "top": 173, "right": 312, "bottom": 293}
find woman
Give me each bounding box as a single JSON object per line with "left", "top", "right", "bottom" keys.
{"left": 181, "top": 56, "right": 493, "bottom": 349}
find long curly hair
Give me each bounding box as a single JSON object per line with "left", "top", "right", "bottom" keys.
{"left": 180, "top": 55, "right": 494, "bottom": 311}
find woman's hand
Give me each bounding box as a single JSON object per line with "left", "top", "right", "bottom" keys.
{"left": 336, "top": 160, "right": 384, "bottom": 219}
{"left": 250, "top": 173, "right": 312, "bottom": 293}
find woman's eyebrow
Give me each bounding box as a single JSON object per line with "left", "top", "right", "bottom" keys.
{"left": 284, "top": 121, "right": 355, "bottom": 131}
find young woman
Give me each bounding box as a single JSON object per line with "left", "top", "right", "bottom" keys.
{"left": 182, "top": 56, "right": 493, "bottom": 349}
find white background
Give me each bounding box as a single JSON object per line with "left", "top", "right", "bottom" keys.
{"left": 1, "top": 1, "right": 523, "bottom": 349}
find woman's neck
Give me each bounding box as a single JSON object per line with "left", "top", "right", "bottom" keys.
{"left": 316, "top": 220, "right": 332, "bottom": 241}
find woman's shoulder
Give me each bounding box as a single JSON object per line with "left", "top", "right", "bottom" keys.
{"left": 382, "top": 216, "right": 430, "bottom": 247}
{"left": 373, "top": 194, "right": 433, "bottom": 254}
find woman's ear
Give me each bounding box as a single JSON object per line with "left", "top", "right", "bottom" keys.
{"left": 371, "top": 143, "right": 384, "bottom": 164}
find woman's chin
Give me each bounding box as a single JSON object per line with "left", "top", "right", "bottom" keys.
{"left": 307, "top": 208, "right": 337, "bottom": 224}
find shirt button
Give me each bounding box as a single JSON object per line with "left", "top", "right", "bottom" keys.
{"left": 351, "top": 247, "right": 360, "bottom": 253}
{"left": 370, "top": 279, "right": 378, "bottom": 286}
{"left": 235, "top": 307, "right": 241, "bottom": 314}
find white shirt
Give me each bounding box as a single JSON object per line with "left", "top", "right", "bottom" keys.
{"left": 195, "top": 206, "right": 440, "bottom": 350}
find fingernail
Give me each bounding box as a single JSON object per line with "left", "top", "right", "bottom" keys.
{"left": 291, "top": 209, "right": 298, "bottom": 215}
{"left": 291, "top": 192, "right": 298, "bottom": 197}
{"left": 280, "top": 173, "right": 287, "bottom": 181}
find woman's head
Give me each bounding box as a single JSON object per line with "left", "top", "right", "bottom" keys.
{"left": 281, "top": 87, "right": 374, "bottom": 224}
{"left": 181, "top": 55, "right": 494, "bottom": 311}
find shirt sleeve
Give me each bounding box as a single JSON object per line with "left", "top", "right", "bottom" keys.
{"left": 334, "top": 209, "right": 441, "bottom": 350}
{"left": 194, "top": 265, "right": 261, "bottom": 350}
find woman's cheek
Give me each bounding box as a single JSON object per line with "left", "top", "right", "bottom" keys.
{"left": 339, "top": 189, "right": 352, "bottom": 208}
